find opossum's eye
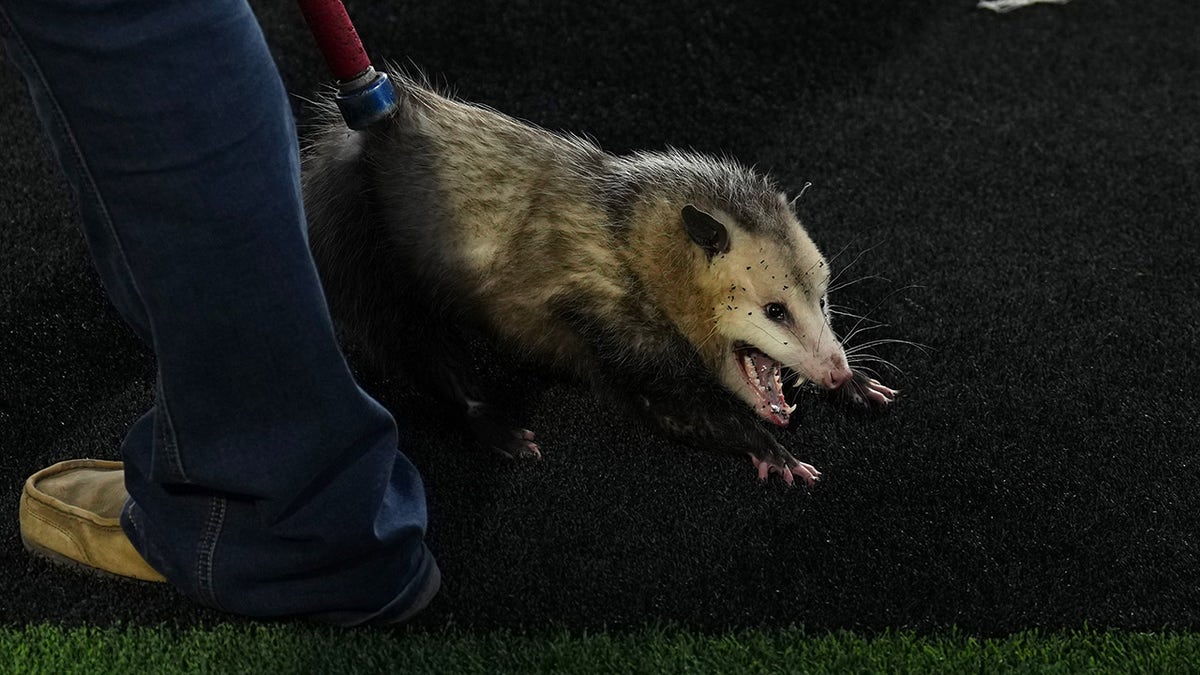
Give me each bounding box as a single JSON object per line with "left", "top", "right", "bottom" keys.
{"left": 819, "top": 297, "right": 827, "bottom": 312}
{"left": 765, "top": 303, "right": 789, "bottom": 323}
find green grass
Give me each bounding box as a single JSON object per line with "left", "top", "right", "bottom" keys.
{"left": 2, "top": 624, "right": 1197, "bottom": 674}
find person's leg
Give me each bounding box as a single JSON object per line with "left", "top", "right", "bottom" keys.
{"left": 0, "top": 0, "right": 438, "bottom": 624}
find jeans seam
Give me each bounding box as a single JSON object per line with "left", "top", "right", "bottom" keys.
{"left": 154, "top": 377, "right": 188, "bottom": 482}
{"left": 0, "top": 11, "right": 149, "bottom": 305}
{"left": 2, "top": 7, "right": 193, "bottom": 484}
{"left": 120, "top": 498, "right": 154, "bottom": 568}
{"left": 196, "top": 496, "right": 227, "bottom": 611}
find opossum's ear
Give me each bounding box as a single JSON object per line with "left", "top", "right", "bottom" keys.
{"left": 682, "top": 205, "right": 730, "bottom": 258}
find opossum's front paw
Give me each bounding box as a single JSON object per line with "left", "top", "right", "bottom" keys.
{"left": 748, "top": 447, "right": 820, "bottom": 487}
{"left": 839, "top": 371, "right": 899, "bottom": 407}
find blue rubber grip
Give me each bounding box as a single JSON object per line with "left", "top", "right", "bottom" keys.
{"left": 335, "top": 71, "right": 398, "bottom": 130}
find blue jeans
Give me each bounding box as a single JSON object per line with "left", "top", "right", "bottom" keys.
{"left": 0, "top": 0, "right": 439, "bottom": 624}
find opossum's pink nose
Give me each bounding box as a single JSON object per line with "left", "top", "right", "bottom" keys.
{"left": 825, "top": 367, "right": 853, "bottom": 389}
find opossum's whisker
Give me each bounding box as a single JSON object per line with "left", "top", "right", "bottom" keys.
{"left": 828, "top": 242, "right": 882, "bottom": 287}
{"left": 833, "top": 319, "right": 883, "bottom": 343}
{"left": 844, "top": 337, "right": 931, "bottom": 354}
{"left": 783, "top": 369, "right": 806, "bottom": 386}
{"left": 816, "top": 315, "right": 830, "bottom": 355}
{"left": 847, "top": 377, "right": 870, "bottom": 402}
{"left": 780, "top": 359, "right": 807, "bottom": 376}
{"left": 841, "top": 304, "right": 877, "bottom": 344}
{"left": 827, "top": 274, "right": 891, "bottom": 295}
{"left": 845, "top": 354, "right": 903, "bottom": 376}
{"left": 845, "top": 362, "right": 884, "bottom": 379}
{"left": 744, "top": 319, "right": 790, "bottom": 348}
{"left": 844, "top": 341, "right": 892, "bottom": 357}
{"left": 839, "top": 283, "right": 926, "bottom": 345}
{"left": 837, "top": 318, "right": 889, "bottom": 349}
{"left": 827, "top": 305, "right": 875, "bottom": 323}
{"left": 695, "top": 316, "right": 723, "bottom": 350}
{"left": 838, "top": 321, "right": 888, "bottom": 346}
{"left": 823, "top": 241, "right": 855, "bottom": 271}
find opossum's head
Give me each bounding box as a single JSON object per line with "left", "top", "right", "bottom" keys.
{"left": 683, "top": 199, "right": 853, "bottom": 427}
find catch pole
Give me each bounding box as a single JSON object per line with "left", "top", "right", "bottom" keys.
{"left": 296, "top": 0, "right": 397, "bottom": 129}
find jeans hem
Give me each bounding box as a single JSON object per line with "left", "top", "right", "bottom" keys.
{"left": 339, "top": 546, "right": 441, "bottom": 627}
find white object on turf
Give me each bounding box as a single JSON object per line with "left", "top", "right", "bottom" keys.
{"left": 977, "top": 0, "right": 1070, "bottom": 13}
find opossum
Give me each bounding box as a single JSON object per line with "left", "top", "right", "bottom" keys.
{"left": 302, "top": 72, "right": 897, "bottom": 486}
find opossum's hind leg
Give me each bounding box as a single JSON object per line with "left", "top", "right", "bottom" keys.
{"left": 395, "top": 319, "right": 541, "bottom": 460}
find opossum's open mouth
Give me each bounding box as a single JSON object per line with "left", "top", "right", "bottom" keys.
{"left": 734, "top": 343, "right": 796, "bottom": 427}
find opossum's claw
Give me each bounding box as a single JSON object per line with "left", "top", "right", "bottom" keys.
{"left": 495, "top": 429, "right": 541, "bottom": 460}
{"left": 513, "top": 442, "right": 542, "bottom": 460}
{"left": 514, "top": 430, "right": 542, "bottom": 459}
{"left": 749, "top": 450, "right": 820, "bottom": 488}
{"left": 467, "top": 403, "right": 542, "bottom": 459}
{"left": 489, "top": 438, "right": 540, "bottom": 460}
{"left": 862, "top": 378, "right": 898, "bottom": 405}
{"left": 790, "top": 460, "right": 820, "bottom": 486}
{"left": 756, "top": 458, "right": 770, "bottom": 481}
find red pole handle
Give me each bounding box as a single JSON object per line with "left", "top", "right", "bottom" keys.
{"left": 296, "top": 0, "right": 372, "bottom": 82}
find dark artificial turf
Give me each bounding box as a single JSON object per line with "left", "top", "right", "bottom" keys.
{"left": 2, "top": 0, "right": 1198, "bottom": 635}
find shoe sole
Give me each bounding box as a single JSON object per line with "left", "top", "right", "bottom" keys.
{"left": 21, "top": 530, "right": 163, "bottom": 584}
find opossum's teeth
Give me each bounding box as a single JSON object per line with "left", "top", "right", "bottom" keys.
{"left": 736, "top": 345, "right": 791, "bottom": 427}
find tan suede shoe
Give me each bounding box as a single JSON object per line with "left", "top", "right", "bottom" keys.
{"left": 19, "top": 459, "right": 166, "bottom": 582}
